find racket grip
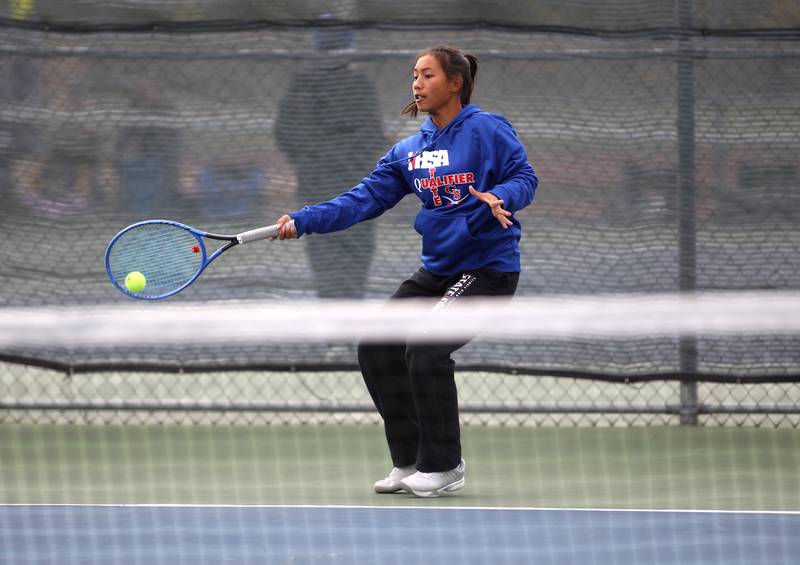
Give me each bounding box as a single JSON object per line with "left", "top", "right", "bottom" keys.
{"left": 236, "top": 220, "right": 295, "bottom": 244}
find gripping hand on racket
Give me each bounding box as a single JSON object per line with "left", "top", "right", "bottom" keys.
{"left": 468, "top": 185, "right": 513, "bottom": 229}
{"left": 272, "top": 214, "right": 298, "bottom": 240}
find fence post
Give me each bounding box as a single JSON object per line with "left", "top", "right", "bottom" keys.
{"left": 677, "top": 0, "right": 699, "bottom": 425}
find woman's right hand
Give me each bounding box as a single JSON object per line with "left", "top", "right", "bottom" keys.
{"left": 272, "top": 214, "right": 297, "bottom": 240}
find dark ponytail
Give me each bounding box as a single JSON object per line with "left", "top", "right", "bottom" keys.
{"left": 463, "top": 53, "right": 478, "bottom": 104}
{"left": 401, "top": 45, "right": 479, "bottom": 118}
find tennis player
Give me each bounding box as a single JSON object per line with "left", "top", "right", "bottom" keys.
{"left": 274, "top": 45, "right": 538, "bottom": 497}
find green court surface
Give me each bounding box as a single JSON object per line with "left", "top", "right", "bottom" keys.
{"left": 1, "top": 424, "right": 798, "bottom": 510}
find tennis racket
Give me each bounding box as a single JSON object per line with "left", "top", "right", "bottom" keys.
{"left": 105, "top": 219, "right": 294, "bottom": 300}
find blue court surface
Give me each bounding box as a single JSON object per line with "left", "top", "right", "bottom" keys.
{"left": 2, "top": 504, "right": 798, "bottom": 564}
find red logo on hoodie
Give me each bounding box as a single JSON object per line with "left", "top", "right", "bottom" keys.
{"left": 413, "top": 167, "right": 475, "bottom": 207}
{"left": 428, "top": 167, "right": 442, "bottom": 206}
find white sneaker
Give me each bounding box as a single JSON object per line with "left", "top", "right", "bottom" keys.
{"left": 399, "top": 459, "right": 465, "bottom": 498}
{"left": 374, "top": 464, "right": 417, "bottom": 494}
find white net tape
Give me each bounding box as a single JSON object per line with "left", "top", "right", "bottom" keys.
{"left": 2, "top": 291, "right": 799, "bottom": 347}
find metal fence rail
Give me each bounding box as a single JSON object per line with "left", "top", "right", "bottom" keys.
{"left": 2, "top": 364, "right": 798, "bottom": 427}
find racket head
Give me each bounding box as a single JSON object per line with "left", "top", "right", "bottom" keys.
{"left": 105, "top": 220, "right": 210, "bottom": 300}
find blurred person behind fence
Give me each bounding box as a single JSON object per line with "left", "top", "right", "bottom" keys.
{"left": 275, "top": 24, "right": 386, "bottom": 298}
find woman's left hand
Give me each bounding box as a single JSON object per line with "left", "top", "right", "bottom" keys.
{"left": 469, "top": 185, "right": 513, "bottom": 229}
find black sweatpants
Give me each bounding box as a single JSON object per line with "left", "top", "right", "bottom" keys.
{"left": 357, "top": 267, "right": 519, "bottom": 473}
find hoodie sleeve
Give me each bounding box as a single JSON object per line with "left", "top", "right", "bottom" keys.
{"left": 289, "top": 148, "right": 410, "bottom": 237}
{"left": 487, "top": 120, "right": 538, "bottom": 213}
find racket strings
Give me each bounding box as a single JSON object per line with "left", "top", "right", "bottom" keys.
{"left": 108, "top": 224, "right": 204, "bottom": 297}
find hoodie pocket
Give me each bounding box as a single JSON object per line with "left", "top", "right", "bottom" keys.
{"left": 414, "top": 209, "right": 482, "bottom": 270}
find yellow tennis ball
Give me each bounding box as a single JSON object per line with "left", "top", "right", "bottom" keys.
{"left": 125, "top": 271, "right": 146, "bottom": 293}
{"left": 11, "top": 0, "right": 36, "bottom": 20}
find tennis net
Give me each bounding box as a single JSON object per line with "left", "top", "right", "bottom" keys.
{"left": 1, "top": 294, "right": 799, "bottom": 564}
{"left": 2, "top": 292, "right": 800, "bottom": 429}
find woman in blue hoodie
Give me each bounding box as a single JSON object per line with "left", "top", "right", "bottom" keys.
{"left": 274, "top": 45, "right": 538, "bottom": 497}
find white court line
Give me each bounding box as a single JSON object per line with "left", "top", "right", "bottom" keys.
{"left": 1, "top": 503, "right": 798, "bottom": 515}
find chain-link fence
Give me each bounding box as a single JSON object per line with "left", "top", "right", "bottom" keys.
{"left": 1, "top": 2, "right": 799, "bottom": 427}
{"left": 2, "top": 364, "right": 799, "bottom": 428}
{"left": 3, "top": 0, "right": 800, "bottom": 30}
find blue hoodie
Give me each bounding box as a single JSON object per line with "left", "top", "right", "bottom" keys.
{"left": 289, "top": 104, "right": 538, "bottom": 275}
